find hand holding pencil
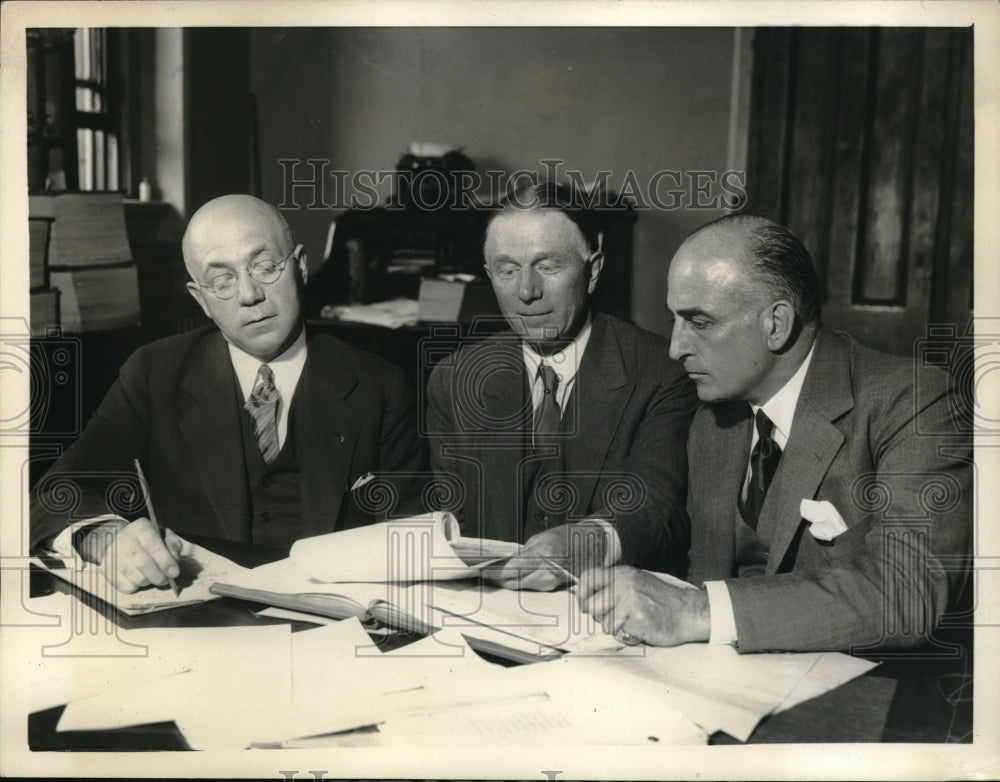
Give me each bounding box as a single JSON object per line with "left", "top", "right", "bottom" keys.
{"left": 86, "top": 462, "right": 188, "bottom": 595}
{"left": 133, "top": 459, "right": 182, "bottom": 595}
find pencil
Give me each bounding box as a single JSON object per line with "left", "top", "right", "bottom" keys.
{"left": 133, "top": 458, "right": 181, "bottom": 596}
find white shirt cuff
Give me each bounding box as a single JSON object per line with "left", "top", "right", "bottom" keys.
{"left": 48, "top": 515, "right": 128, "bottom": 558}
{"left": 704, "top": 580, "right": 738, "bottom": 645}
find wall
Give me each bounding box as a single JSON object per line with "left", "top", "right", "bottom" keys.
{"left": 250, "top": 27, "right": 737, "bottom": 336}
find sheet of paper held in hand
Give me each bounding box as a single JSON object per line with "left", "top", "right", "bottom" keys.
{"left": 32, "top": 540, "right": 249, "bottom": 615}
{"left": 288, "top": 511, "right": 522, "bottom": 582}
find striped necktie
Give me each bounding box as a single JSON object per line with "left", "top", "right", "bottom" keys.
{"left": 534, "top": 363, "right": 562, "bottom": 438}
{"left": 246, "top": 364, "right": 281, "bottom": 464}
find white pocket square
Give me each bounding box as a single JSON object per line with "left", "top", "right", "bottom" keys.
{"left": 800, "top": 499, "right": 849, "bottom": 541}
{"left": 350, "top": 472, "right": 376, "bottom": 492}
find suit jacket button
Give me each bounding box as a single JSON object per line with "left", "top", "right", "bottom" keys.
{"left": 260, "top": 511, "right": 271, "bottom": 523}
{"left": 261, "top": 477, "right": 272, "bottom": 488}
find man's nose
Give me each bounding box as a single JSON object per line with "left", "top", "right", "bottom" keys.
{"left": 517, "top": 268, "right": 542, "bottom": 303}
{"left": 668, "top": 318, "right": 688, "bottom": 361}
{"left": 236, "top": 269, "right": 265, "bottom": 306}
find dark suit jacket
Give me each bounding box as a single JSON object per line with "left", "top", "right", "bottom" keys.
{"left": 426, "top": 311, "right": 698, "bottom": 570}
{"left": 30, "top": 326, "right": 427, "bottom": 550}
{"left": 687, "top": 328, "right": 972, "bottom": 652}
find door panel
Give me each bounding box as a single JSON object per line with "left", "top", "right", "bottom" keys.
{"left": 746, "top": 27, "right": 973, "bottom": 356}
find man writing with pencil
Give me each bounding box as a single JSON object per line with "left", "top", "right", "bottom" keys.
{"left": 31, "top": 194, "right": 426, "bottom": 594}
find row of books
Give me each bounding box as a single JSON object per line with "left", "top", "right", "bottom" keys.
{"left": 29, "top": 192, "right": 141, "bottom": 335}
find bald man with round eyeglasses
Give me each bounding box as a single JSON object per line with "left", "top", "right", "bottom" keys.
{"left": 31, "top": 194, "right": 427, "bottom": 594}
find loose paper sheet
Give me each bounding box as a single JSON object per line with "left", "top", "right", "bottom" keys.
{"left": 34, "top": 543, "right": 248, "bottom": 614}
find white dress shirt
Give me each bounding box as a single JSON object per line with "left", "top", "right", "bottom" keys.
{"left": 706, "top": 344, "right": 816, "bottom": 645}
{"left": 521, "top": 314, "right": 593, "bottom": 418}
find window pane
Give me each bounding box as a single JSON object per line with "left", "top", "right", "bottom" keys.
{"left": 94, "top": 129, "right": 105, "bottom": 190}
{"left": 77, "top": 127, "right": 92, "bottom": 190}
{"left": 107, "top": 133, "right": 118, "bottom": 191}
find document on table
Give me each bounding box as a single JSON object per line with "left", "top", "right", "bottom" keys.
{"left": 288, "top": 511, "right": 519, "bottom": 582}
{"left": 56, "top": 624, "right": 293, "bottom": 749}
{"left": 20, "top": 592, "right": 186, "bottom": 714}
{"left": 426, "top": 580, "right": 623, "bottom": 653}
{"left": 33, "top": 541, "right": 249, "bottom": 614}
{"left": 573, "top": 642, "right": 878, "bottom": 741}
{"left": 376, "top": 647, "right": 710, "bottom": 746}
{"left": 255, "top": 618, "right": 549, "bottom": 745}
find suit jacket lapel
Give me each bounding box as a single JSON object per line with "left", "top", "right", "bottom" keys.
{"left": 692, "top": 403, "right": 751, "bottom": 580}
{"left": 565, "top": 313, "right": 632, "bottom": 510}
{"left": 477, "top": 336, "right": 533, "bottom": 538}
{"left": 298, "top": 333, "right": 359, "bottom": 536}
{"left": 760, "top": 329, "right": 853, "bottom": 573}
{"left": 180, "top": 333, "right": 249, "bottom": 540}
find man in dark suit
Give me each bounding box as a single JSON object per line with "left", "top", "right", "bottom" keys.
{"left": 426, "top": 183, "right": 697, "bottom": 589}
{"left": 579, "top": 214, "right": 972, "bottom": 652}
{"left": 31, "top": 194, "right": 425, "bottom": 593}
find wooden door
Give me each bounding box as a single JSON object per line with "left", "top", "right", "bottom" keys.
{"left": 745, "top": 27, "right": 973, "bottom": 356}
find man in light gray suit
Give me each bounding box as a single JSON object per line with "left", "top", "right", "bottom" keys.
{"left": 578, "top": 214, "right": 972, "bottom": 653}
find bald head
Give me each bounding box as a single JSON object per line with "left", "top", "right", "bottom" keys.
{"left": 677, "top": 214, "right": 821, "bottom": 326}
{"left": 666, "top": 215, "right": 819, "bottom": 405}
{"left": 183, "top": 195, "right": 294, "bottom": 279}
{"left": 183, "top": 194, "right": 307, "bottom": 362}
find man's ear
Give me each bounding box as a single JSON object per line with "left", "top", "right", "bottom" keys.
{"left": 766, "top": 300, "right": 796, "bottom": 351}
{"left": 186, "top": 281, "right": 212, "bottom": 319}
{"left": 586, "top": 250, "right": 605, "bottom": 294}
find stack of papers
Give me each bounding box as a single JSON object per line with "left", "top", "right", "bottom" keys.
{"left": 21, "top": 572, "right": 878, "bottom": 748}
{"left": 320, "top": 298, "right": 419, "bottom": 329}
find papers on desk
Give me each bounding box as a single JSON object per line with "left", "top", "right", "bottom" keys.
{"left": 32, "top": 572, "right": 878, "bottom": 749}
{"left": 33, "top": 541, "right": 248, "bottom": 615}
{"left": 287, "top": 511, "right": 519, "bottom": 582}
{"left": 57, "top": 624, "right": 294, "bottom": 749}
{"left": 320, "top": 297, "right": 419, "bottom": 329}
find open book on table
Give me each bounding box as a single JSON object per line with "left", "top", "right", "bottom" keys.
{"left": 209, "top": 513, "right": 611, "bottom": 663}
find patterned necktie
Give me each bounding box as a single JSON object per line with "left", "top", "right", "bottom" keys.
{"left": 533, "top": 363, "right": 562, "bottom": 439}
{"left": 740, "top": 409, "right": 782, "bottom": 530}
{"left": 246, "top": 364, "right": 281, "bottom": 464}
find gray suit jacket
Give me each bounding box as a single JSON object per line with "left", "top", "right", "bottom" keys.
{"left": 687, "top": 328, "right": 972, "bottom": 652}
{"left": 426, "top": 311, "right": 698, "bottom": 570}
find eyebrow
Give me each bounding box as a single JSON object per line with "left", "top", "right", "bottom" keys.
{"left": 672, "top": 307, "right": 713, "bottom": 319}
{"left": 203, "top": 245, "right": 274, "bottom": 271}
{"left": 491, "top": 252, "right": 573, "bottom": 266}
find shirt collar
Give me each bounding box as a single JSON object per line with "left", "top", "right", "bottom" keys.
{"left": 751, "top": 342, "right": 816, "bottom": 445}
{"left": 521, "top": 313, "right": 593, "bottom": 385}
{"left": 228, "top": 327, "right": 308, "bottom": 402}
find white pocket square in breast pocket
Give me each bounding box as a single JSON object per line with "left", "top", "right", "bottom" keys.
{"left": 800, "top": 499, "right": 849, "bottom": 541}
{"left": 350, "top": 472, "right": 375, "bottom": 492}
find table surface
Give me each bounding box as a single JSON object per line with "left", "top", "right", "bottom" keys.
{"left": 27, "top": 535, "right": 974, "bottom": 750}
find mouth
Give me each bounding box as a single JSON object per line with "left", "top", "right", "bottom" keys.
{"left": 244, "top": 314, "right": 275, "bottom": 327}
{"left": 517, "top": 312, "right": 554, "bottom": 320}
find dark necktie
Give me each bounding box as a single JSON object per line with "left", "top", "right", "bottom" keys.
{"left": 246, "top": 364, "right": 281, "bottom": 464}
{"left": 740, "top": 409, "right": 782, "bottom": 530}
{"left": 533, "top": 363, "right": 561, "bottom": 439}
